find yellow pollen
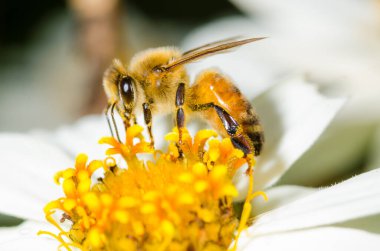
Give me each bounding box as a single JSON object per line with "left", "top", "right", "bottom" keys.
{"left": 141, "top": 203, "right": 157, "bottom": 214}
{"left": 40, "top": 125, "right": 265, "bottom": 251}
{"left": 194, "top": 180, "right": 209, "bottom": 193}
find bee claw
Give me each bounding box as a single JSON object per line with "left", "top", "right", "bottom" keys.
{"left": 176, "top": 143, "right": 184, "bottom": 160}
{"left": 231, "top": 135, "right": 252, "bottom": 156}
{"left": 149, "top": 141, "right": 155, "bottom": 149}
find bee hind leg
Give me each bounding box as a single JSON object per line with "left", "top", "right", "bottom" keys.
{"left": 190, "top": 103, "right": 252, "bottom": 156}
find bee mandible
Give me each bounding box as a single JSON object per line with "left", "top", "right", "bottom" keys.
{"left": 103, "top": 37, "right": 265, "bottom": 156}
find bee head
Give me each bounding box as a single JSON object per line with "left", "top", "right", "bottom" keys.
{"left": 103, "top": 59, "right": 138, "bottom": 112}
{"left": 128, "top": 47, "right": 188, "bottom": 90}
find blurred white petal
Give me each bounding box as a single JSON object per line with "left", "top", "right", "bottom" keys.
{"left": 233, "top": 0, "right": 379, "bottom": 34}
{"left": 249, "top": 169, "right": 380, "bottom": 236}
{"left": 0, "top": 221, "right": 57, "bottom": 250}
{"left": 0, "top": 237, "right": 56, "bottom": 251}
{"left": 184, "top": 0, "right": 380, "bottom": 184}
{"left": 33, "top": 113, "right": 176, "bottom": 161}
{"left": 32, "top": 115, "right": 109, "bottom": 160}
{"left": 238, "top": 227, "right": 380, "bottom": 251}
{"left": 230, "top": 0, "right": 380, "bottom": 118}
{"left": 0, "top": 134, "right": 71, "bottom": 221}
{"left": 182, "top": 17, "right": 279, "bottom": 101}
{"left": 251, "top": 185, "right": 314, "bottom": 216}
{"left": 235, "top": 77, "right": 345, "bottom": 196}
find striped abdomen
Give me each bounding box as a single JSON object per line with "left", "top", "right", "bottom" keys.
{"left": 188, "top": 70, "right": 264, "bottom": 156}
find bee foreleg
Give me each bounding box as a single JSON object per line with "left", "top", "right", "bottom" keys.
{"left": 142, "top": 103, "right": 154, "bottom": 146}
{"left": 191, "top": 103, "right": 252, "bottom": 155}
{"left": 132, "top": 114, "right": 137, "bottom": 125}
{"left": 104, "top": 103, "right": 115, "bottom": 138}
{"left": 175, "top": 83, "right": 186, "bottom": 158}
{"left": 110, "top": 103, "right": 122, "bottom": 143}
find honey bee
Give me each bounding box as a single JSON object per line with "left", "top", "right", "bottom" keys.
{"left": 103, "top": 37, "right": 265, "bottom": 156}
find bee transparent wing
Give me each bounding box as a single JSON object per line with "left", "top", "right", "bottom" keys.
{"left": 164, "top": 37, "right": 266, "bottom": 70}
{"left": 182, "top": 36, "right": 242, "bottom": 55}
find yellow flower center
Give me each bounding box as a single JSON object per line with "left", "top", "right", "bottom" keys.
{"left": 39, "top": 125, "right": 266, "bottom": 251}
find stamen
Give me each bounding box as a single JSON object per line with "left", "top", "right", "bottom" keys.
{"left": 41, "top": 125, "right": 266, "bottom": 251}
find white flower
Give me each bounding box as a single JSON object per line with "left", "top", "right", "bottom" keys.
{"left": 1, "top": 76, "right": 379, "bottom": 250}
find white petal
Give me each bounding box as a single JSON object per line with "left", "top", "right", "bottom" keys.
{"left": 238, "top": 227, "right": 380, "bottom": 251}
{"left": 32, "top": 115, "right": 109, "bottom": 160}
{"left": 0, "top": 238, "right": 57, "bottom": 251}
{"left": 249, "top": 169, "right": 380, "bottom": 236}
{"left": 0, "top": 221, "right": 57, "bottom": 251}
{"left": 254, "top": 76, "right": 345, "bottom": 189}
{"left": 0, "top": 134, "right": 71, "bottom": 221}
{"left": 33, "top": 114, "right": 176, "bottom": 161}
{"left": 251, "top": 185, "right": 314, "bottom": 216}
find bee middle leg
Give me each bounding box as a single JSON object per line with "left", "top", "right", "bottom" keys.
{"left": 121, "top": 109, "right": 136, "bottom": 130}
{"left": 142, "top": 103, "right": 154, "bottom": 146}
{"left": 190, "top": 103, "right": 252, "bottom": 155}
{"left": 175, "top": 83, "right": 186, "bottom": 158}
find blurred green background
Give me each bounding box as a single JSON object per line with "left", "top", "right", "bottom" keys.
{"left": 0, "top": 0, "right": 240, "bottom": 131}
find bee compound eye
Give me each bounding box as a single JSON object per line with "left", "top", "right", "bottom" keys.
{"left": 119, "top": 76, "right": 135, "bottom": 104}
